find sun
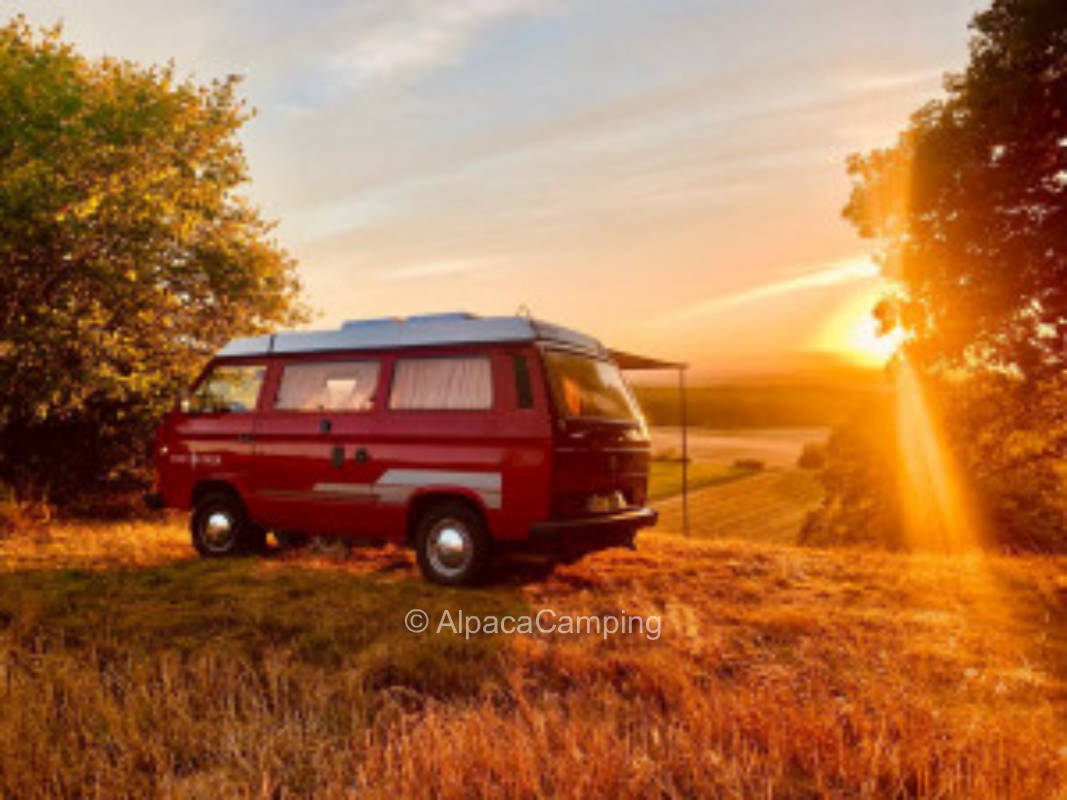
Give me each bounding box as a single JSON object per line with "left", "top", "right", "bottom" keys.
{"left": 809, "top": 283, "right": 903, "bottom": 367}
{"left": 846, "top": 312, "right": 904, "bottom": 367}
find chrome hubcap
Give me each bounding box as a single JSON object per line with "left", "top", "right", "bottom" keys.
{"left": 203, "top": 510, "right": 235, "bottom": 551}
{"left": 427, "top": 519, "right": 473, "bottom": 578}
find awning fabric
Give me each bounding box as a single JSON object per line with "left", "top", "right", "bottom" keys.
{"left": 608, "top": 349, "right": 686, "bottom": 371}
{"left": 609, "top": 346, "right": 690, "bottom": 536}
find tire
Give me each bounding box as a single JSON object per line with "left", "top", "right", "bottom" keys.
{"left": 414, "top": 501, "right": 491, "bottom": 586}
{"left": 191, "top": 491, "right": 264, "bottom": 557}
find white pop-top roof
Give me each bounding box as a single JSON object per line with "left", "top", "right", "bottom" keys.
{"left": 216, "top": 312, "right": 606, "bottom": 358}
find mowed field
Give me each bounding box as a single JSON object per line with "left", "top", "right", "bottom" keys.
{"left": 650, "top": 426, "right": 825, "bottom": 543}
{"left": 0, "top": 430, "right": 1064, "bottom": 798}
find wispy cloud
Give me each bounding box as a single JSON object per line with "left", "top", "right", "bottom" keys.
{"left": 328, "top": 0, "right": 549, "bottom": 83}
{"left": 659, "top": 258, "right": 881, "bottom": 322}
{"left": 374, "top": 258, "right": 497, "bottom": 282}
{"left": 842, "top": 69, "right": 945, "bottom": 93}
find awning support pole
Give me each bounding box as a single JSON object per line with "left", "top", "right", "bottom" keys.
{"left": 679, "top": 365, "right": 689, "bottom": 536}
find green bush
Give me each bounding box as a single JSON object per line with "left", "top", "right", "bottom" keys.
{"left": 797, "top": 442, "right": 827, "bottom": 470}
{"left": 801, "top": 374, "right": 1067, "bottom": 553}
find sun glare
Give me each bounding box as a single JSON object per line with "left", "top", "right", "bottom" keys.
{"left": 895, "top": 357, "right": 984, "bottom": 551}
{"left": 847, "top": 312, "right": 904, "bottom": 367}
{"left": 809, "top": 280, "right": 903, "bottom": 367}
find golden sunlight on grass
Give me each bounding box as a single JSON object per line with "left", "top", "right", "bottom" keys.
{"left": 0, "top": 514, "right": 191, "bottom": 571}
{"left": 0, "top": 520, "right": 1064, "bottom": 797}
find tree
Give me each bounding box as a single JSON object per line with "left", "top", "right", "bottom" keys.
{"left": 807, "top": 0, "right": 1067, "bottom": 551}
{"left": 0, "top": 18, "right": 306, "bottom": 505}
{"left": 843, "top": 0, "right": 1066, "bottom": 379}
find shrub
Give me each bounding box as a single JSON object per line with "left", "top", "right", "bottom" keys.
{"left": 801, "top": 373, "right": 1067, "bottom": 553}
{"left": 733, "top": 458, "right": 765, "bottom": 472}
{"left": 797, "top": 442, "right": 827, "bottom": 470}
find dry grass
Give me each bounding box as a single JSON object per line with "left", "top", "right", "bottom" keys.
{"left": 0, "top": 518, "right": 1064, "bottom": 798}
{"left": 0, "top": 512, "right": 191, "bottom": 571}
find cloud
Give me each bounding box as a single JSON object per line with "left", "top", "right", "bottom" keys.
{"left": 842, "top": 69, "right": 945, "bottom": 93}
{"left": 280, "top": 55, "right": 952, "bottom": 232}
{"left": 327, "top": 0, "right": 549, "bottom": 83}
{"left": 374, "top": 258, "right": 498, "bottom": 282}
{"left": 659, "top": 258, "right": 881, "bottom": 322}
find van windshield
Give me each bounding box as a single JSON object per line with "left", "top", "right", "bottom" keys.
{"left": 544, "top": 350, "right": 641, "bottom": 423}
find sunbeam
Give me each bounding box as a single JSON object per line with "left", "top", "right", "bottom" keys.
{"left": 894, "top": 357, "right": 984, "bottom": 552}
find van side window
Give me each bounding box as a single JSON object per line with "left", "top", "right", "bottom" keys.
{"left": 190, "top": 364, "right": 265, "bottom": 413}
{"left": 389, "top": 357, "right": 492, "bottom": 410}
{"left": 276, "top": 361, "right": 380, "bottom": 411}
{"left": 512, "top": 354, "right": 534, "bottom": 409}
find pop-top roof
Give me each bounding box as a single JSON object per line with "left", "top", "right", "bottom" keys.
{"left": 217, "top": 313, "right": 606, "bottom": 358}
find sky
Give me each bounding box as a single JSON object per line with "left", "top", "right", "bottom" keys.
{"left": 18, "top": 0, "right": 985, "bottom": 374}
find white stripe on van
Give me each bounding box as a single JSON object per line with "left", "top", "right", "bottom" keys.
{"left": 377, "top": 469, "right": 501, "bottom": 491}
{"left": 310, "top": 470, "right": 502, "bottom": 510}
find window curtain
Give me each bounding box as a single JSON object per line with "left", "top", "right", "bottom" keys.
{"left": 276, "top": 362, "right": 380, "bottom": 411}
{"left": 389, "top": 357, "right": 492, "bottom": 409}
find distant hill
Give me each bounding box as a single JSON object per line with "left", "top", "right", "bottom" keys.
{"left": 633, "top": 363, "right": 887, "bottom": 429}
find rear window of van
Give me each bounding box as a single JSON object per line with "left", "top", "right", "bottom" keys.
{"left": 389, "top": 357, "right": 492, "bottom": 410}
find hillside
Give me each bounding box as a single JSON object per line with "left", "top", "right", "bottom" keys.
{"left": 0, "top": 518, "right": 1063, "bottom": 798}
{"left": 633, "top": 370, "right": 887, "bottom": 430}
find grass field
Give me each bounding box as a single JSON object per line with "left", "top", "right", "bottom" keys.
{"left": 656, "top": 469, "right": 824, "bottom": 543}
{"left": 647, "top": 460, "right": 754, "bottom": 500}
{"left": 1, "top": 517, "right": 1064, "bottom": 798}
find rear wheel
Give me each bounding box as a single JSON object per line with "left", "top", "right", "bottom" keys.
{"left": 191, "top": 491, "right": 264, "bottom": 557}
{"left": 415, "top": 501, "right": 491, "bottom": 585}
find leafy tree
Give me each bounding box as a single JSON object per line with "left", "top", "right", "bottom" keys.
{"left": 0, "top": 18, "right": 306, "bottom": 505}
{"left": 843, "top": 0, "right": 1066, "bottom": 379}
{"left": 807, "top": 0, "right": 1067, "bottom": 551}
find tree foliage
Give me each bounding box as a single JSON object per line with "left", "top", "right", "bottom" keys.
{"left": 809, "top": 0, "right": 1067, "bottom": 551}
{"left": 843, "top": 0, "right": 1066, "bottom": 378}
{"left": 0, "top": 18, "right": 306, "bottom": 504}
{"left": 801, "top": 372, "right": 1067, "bottom": 551}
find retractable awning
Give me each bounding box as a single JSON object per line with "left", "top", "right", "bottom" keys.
{"left": 610, "top": 349, "right": 690, "bottom": 536}
{"left": 608, "top": 350, "right": 685, "bottom": 371}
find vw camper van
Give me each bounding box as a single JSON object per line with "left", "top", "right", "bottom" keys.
{"left": 147, "top": 313, "right": 657, "bottom": 584}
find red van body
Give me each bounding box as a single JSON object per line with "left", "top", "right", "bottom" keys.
{"left": 148, "top": 314, "right": 656, "bottom": 583}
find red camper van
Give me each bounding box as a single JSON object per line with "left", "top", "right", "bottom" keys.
{"left": 147, "top": 313, "right": 657, "bottom": 584}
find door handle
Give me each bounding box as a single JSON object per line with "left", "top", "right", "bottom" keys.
{"left": 319, "top": 419, "right": 332, "bottom": 433}
{"left": 354, "top": 447, "right": 370, "bottom": 463}
{"left": 238, "top": 433, "right": 256, "bottom": 443}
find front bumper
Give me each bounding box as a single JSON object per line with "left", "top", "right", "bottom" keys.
{"left": 528, "top": 506, "right": 658, "bottom": 538}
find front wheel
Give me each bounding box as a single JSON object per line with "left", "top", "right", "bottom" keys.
{"left": 415, "top": 502, "right": 491, "bottom": 585}
{"left": 191, "top": 491, "right": 264, "bottom": 557}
